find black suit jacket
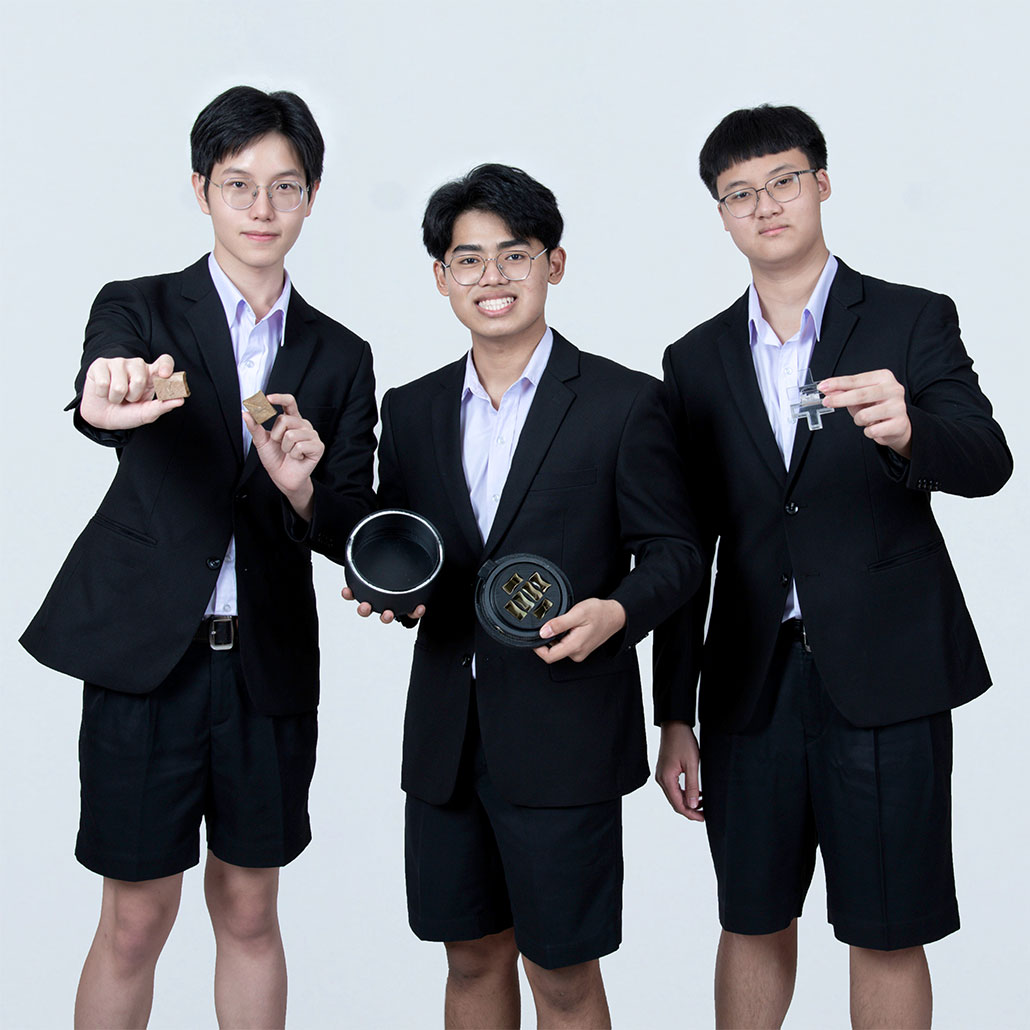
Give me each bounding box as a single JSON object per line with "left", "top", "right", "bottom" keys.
{"left": 654, "top": 259, "right": 1012, "bottom": 732}
{"left": 379, "top": 331, "right": 703, "bottom": 807}
{"left": 21, "top": 256, "right": 377, "bottom": 716}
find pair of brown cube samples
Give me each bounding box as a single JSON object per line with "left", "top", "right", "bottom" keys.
{"left": 152, "top": 372, "right": 278, "bottom": 428}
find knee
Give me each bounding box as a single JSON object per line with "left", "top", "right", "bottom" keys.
{"left": 105, "top": 889, "right": 179, "bottom": 969}
{"left": 206, "top": 869, "right": 279, "bottom": 944}
{"left": 523, "top": 958, "right": 600, "bottom": 1013}
{"left": 445, "top": 929, "right": 519, "bottom": 985}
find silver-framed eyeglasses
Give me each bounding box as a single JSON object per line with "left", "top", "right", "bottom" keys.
{"left": 719, "top": 169, "right": 817, "bottom": 218}
{"left": 443, "top": 247, "right": 548, "bottom": 286}
{"left": 208, "top": 177, "right": 308, "bottom": 212}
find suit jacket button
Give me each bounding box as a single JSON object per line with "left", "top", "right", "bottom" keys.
{"left": 784, "top": 502, "right": 799, "bottom": 515}
{"left": 461, "top": 654, "right": 472, "bottom": 667}
{"left": 780, "top": 574, "right": 790, "bottom": 587}
{"left": 206, "top": 557, "right": 222, "bottom": 570}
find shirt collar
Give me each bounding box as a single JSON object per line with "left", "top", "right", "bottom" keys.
{"left": 748, "top": 253, "right": 839, "bottom": 347}
{"left": 462, "top": 327, "right": 554, "bottom": 402}
{"left": 207, "top": 252, "right": 292, "bottom": 340}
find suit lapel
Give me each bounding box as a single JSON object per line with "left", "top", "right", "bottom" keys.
{"left": 481, "top": 332, "right": 577, "bottom": 558}
{"left": 239, "top": 288, "right": 320, "bottom": 486}
{"left": 715, "top": 292, "right": 787, "bottom": 486}
{"left": 786, "top": 260, "right": 862, "bottom": 482}
{"left": 431, "top": 360, "right": 483, "bottom": 557}
{"left": 181, "top": 258, "right": 243, "bottom": 465}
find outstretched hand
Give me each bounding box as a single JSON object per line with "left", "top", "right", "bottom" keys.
{"left": 819, "top": 370, "right": 912, "bottom": 458}
{"left": 533, "top": 597, "right": 626, "bottom": 664}
{"left": 243, "top": 393, "right": 324, "bottom": 519}
{"left": 80, "top": 354, "right": 184, "bottom": 429}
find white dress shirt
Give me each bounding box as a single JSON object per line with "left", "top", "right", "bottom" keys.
{"left": 460, "top": 328, "right": 553, "bottom": 544}
{"left": 747, "top": 254, "right": 838, "bottom": 621}
{"left": 203, "top": 253, "right": 291, "bottom": 618}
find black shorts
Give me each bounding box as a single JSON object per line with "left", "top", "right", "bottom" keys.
{"left": 701, "top": 626, "right": 958, "bottom": 951}
{"left": 405, "top": 709, "right": 623, "bottom": 971}
{"left": 76, "top": 641, "right": 317, "bottom": 882}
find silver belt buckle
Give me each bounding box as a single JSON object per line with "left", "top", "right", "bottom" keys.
{"left": 208, "top": 615, "right": 235, "bottom": 651}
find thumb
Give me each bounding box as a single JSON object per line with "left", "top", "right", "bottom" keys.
{"left": 539, "top": 612, "right": 569, "bottom": 639}
{"left": 242, "top": 410, "right": 270, "bottom": 446}
{"left": 149, "top": 354, "right": 175, "bottom": 379}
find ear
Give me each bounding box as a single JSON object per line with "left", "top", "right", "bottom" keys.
{"left": 304, "top": 179, "right": 321, "bottom": 218}
{"left": 547, "top": 246, "right": 567, "bottom": 285}
{"left": 718, "top": 202, "right": 731, "bottom": 232}
{"left": 192, "top": 172, "right": 212, "bottom": 215}
{"left": 433, "top": 260, "right": 449, "bottom": 297}
{"left": 816, "top": 169, "right": 831, "bottom": 203}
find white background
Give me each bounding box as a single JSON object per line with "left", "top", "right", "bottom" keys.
{"left": 2, "top": 2, "right": 1027, "bottom": 1027}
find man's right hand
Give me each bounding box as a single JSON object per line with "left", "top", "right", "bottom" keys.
{"left": 79, "top": 354, "right": 184, "bottom": 430}
{"left": 340, "top": 585, "right": 425, "bottom": 625}
{"left": 655, "top": 720, "right": 704, "bottom": 822}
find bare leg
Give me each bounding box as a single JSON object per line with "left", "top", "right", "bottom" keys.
{"left": 714, "top": 921, "right": 797, "bottom": 1029}
{"left": 204, "top": 853, "right": 286, "bottom": 1030}
{"left": 444, "top": 928, "right": 521, "bottom": 1029}
{"left": 522, "top": 956, "right": 610, "bottom": 1030}
{"left": 75, "top": 874, "right": 183, "bottom": 1029}
{"left": 850, "top": 945, "right": 931, "bottom": 1029}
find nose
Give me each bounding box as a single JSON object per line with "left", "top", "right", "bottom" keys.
{"left": 480, "top": 256, "right": 506, "bottom": 285}
{"left": 754, "top": 186, "right": 782, "bottom": 217}
{"left": 250, "top": 187, "right": 275, "bottom": 219}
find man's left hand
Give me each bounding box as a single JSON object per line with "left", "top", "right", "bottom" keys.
{"left": 243, "top": 392, "right": 324, "bottom": 519}
{"left": 819, "top": 369, "right": 912, "bottom": 458}
{"left": 533, "top": 598, "right": 626, "bottom": 664}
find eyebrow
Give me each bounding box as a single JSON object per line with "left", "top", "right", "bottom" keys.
{"left": 218, "top": 166, "right": 303, "bottom": 179}
{"left": 450, "top": 237, "right": 531, "bottom": 254}
{"left": 721, "top": 164, "right": 796, "bottom": 192}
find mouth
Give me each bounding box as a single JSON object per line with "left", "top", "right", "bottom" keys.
{"left": 475, "top": 295, "right": 516, "bottom": 315}
{"left": 759, "top": 225, "right": 788, "bottom": 236}
{"left": 242, "top": 231, "right": 279, "bottom": 242}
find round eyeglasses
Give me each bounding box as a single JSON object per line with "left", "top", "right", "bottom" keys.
{"left": 208, "top": 177, "right": 308, "bottom": 212}
{"left": 443, "top": 247, "right": 548, "bottom": 286}
{"left": 719, "top": 169, "right": 817, "bottom": 218}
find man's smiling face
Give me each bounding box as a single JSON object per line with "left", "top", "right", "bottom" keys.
{"left": 433, "top": 208, "right": 565, "bottom": 350}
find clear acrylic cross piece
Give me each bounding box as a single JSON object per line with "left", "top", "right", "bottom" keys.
{"left": 788, "top": 370, "right": 833, "bottom": 431}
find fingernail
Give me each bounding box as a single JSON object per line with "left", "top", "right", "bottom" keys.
{"left": 540, "top": 624, "right": 552, "bottom": 638}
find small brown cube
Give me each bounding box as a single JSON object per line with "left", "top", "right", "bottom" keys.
{"left": 242, "top": 391, "right": 278, "bottom": 425}
{"left": 154, "top": 370, "right": 190, "bottom": 401}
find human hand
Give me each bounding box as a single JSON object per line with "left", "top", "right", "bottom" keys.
{"left": 533, "top": 597, "right": 626, "bottom": 664}
{"left": 79, "top": 354, "right": 184, "bottom": 429}
{"left": 818, "top": 370, "right": 912, "bottom": 458}
{"left": 243, "top": 393, "right": 325, "bottom": 518}
{"left": 340, "top": 585, "right": 426, "bottom": 625}
{"left": 655, "top": 721, "right": 704, "bottom": 821}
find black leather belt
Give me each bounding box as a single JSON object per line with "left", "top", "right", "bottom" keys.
{"left": 193, "top": 615, "right": 238, "bottom": 650}
{"left": 780, "top": 617, "right": 811, "bottom": 652}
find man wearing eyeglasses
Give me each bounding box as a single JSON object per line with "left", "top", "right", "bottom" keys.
{"left": 344, "top": 163, "right": 703, "bottom": 1027}
{"left": 654, "top": 105, "right": 1011, "bottom": 1028}
{"left": 21, "top": 85, "right": 376, "bottom": 1028}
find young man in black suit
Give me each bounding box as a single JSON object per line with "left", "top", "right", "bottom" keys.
{"left": 345, "top": 164, "right": 702, "bottom": 1027}
{"left": 21, "top": 86, "right": 376, "bottom": 1028}
{"left": 654, "top": 105, "right": 1011, "bottom": 1028}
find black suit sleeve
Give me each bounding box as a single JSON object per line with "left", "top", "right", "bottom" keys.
{"left": 899, "top": 294, "right": 1012, "bottom": 497}
{"left": 651, "top": 346, "right": 716, "bottom": 726}
{"left": 299, "top": 339, "right": 378, "bottom": 561}
{"left": 607, "top": 377, "right": 705, "bottom": 648}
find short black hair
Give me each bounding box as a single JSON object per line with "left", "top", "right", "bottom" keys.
{"left": 422, "top": 163, "right": 563, "bottom": 261}
{"left": 191, "top": 86, "right": 325, "bottom": 193}
{"left": 699, "top": 105, "right": 827, "bottom": 199}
